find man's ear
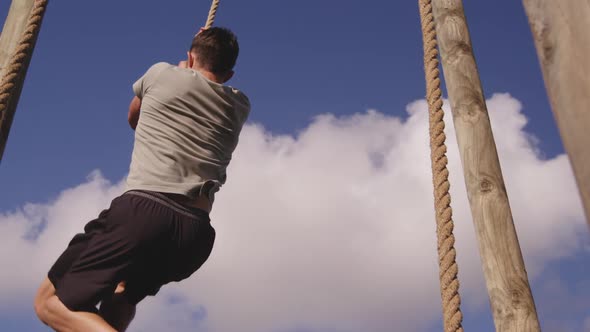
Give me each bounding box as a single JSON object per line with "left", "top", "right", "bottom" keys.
{"left": 187, "top": 51, "right": 193, "bottom": 68}
{"left": 223, "top": 70, "right": 234, "bottom": 83}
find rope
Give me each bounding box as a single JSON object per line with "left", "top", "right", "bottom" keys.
{"left": 418, "top": 1, "right": 464, "bottom": 331}
{"left": 204, "top": 0, "right": 220, "bottom": 29}
{"left": 0, "top": 0, "right": 48, "bottom": 116}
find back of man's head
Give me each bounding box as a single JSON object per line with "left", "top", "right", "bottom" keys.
{"left": 190, "top": 27, "right": 239, "bottom": 75}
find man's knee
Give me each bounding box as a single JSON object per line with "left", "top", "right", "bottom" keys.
{"left": 33, "top": 299, "right": 48, "bottom": 325}
{"left": 34, "top": 296, "right": 60, "bottom": 326}
{"left": 34, "top": 278, "right": 56, "bottom": 325}
{"left": 34, "top": 293, "right": 45, "bottom": 321}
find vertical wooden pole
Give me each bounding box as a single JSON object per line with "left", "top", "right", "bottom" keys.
{"left": 430, "top": 1, "right": 541, "bottom": 331}
{"left": 0, "top": 0, "right": 45, "bottom": 162}
{"left": 523, "top": 0, "right": 590, "bottom": 226}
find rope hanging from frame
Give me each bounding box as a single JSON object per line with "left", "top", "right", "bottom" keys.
{"left": 0, "top": 0, "right": 48, "bottom": 117}
{"left": 204, "top": 0, "right": 220, "bottom": 29}
{"left": 418, "top": 0, "right": 464, "bottom": 331}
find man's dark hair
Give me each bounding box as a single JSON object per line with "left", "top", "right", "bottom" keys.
{"left": 190, "top": 27, "right": 239, "bottom": 74}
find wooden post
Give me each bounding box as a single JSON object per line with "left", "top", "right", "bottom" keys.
{"left": 431, "top": 1, "right": 541, "bottom": 331}
{"left": 0, "top": 0, "right": 45, "bottom": 162}
{"left": 523, "top": 0, "right": 590, "bottom": 226}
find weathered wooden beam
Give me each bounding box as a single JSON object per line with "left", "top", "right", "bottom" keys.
{"left": 523, "top": 0, "right": 590, "bottom": 225}
{"left": 430, "top": 1, "right": 541, "bottom": 331}
{"left": 0, "top": 0, "right": 46, "bottom": 162}
{"left": 0, "top": 1, "right": 35, "bottom": 77}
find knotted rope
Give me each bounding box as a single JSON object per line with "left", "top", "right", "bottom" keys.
{"left": 418, "top": 0, "right": 464, "bottom": 331}
{"left": 204, "top": 0, "right": 220, "bottom": 29}
{"left": 0, "top": 0, "right": 48, "bottom": 116}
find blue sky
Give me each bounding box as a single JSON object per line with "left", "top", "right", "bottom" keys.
{"left": 0, "top": 0, "right": 562, "bottom": 209}
{"left": 0, "top": 1, "right": 588, "bottom": 332}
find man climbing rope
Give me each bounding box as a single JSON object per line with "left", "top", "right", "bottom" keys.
{"left": 33, "top": 27, "right": 250, "bottom": 331}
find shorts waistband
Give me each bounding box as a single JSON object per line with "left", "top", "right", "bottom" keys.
{"left": 123, "top": 190, "right": 210, "bottom": 221}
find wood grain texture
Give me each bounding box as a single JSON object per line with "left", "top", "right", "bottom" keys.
{"left": 0, "top": 0, "right": 40, "bottom": 161}
{"left": 431, "top": 1, "right": 541, "bottom": 331}
{"left": 0, "top": 1, "right": 35, "bottom": 78}
{"left": 523, "top": 0, "right": 590, "bottom": 225}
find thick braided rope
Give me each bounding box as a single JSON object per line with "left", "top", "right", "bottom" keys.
{"left": 204, "top": 0, "right": 220, "bottom": 29}
{"left": 0, "top": 0, "right": 48, "bottom": 115}
{"left": 418, "top": 1, "right": 464, "bottom": 331}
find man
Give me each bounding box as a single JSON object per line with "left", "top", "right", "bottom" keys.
{"left": 33, "top": 27, "right": 250, "bottom": 331}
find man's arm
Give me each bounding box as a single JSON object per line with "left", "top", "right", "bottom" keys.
{"left": 128, "top": 96, "right": 141, "bottom": 130}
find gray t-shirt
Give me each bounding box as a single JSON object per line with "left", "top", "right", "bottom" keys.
{"left": 126, "top": 62, "right": 250, "bottom": 202}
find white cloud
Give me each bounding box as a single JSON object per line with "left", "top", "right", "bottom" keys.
{"left": 0, "top": 94, "right": 586, "bottom": 332}
{"left": 0, "top": 171, "right": 126, "bottom": 310}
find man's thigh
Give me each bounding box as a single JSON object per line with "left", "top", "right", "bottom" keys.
{"left": 122, "top": 210, "right": 216, "bottom": 305}
{"left": 47, "top": 195, "right": 144, "bottom": 312}
{"left": 99, "top": 292, "right": 136, "bottom": 332}
{"left": 48, "top": 208, "right": 110, "bottom": 289}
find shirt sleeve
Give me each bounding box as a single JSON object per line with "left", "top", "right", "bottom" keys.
{"left": 235, "top": 91, "right": 251, "bottom": 126}
{"left": 132, "top": 62, "right": 169, "bottom": 98}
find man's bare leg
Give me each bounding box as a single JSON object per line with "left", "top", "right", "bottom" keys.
{"left": 40, "top": 295, "right": 117, "bottom": 332}
{"left": 34, "top": 278, "right": 133, "bottom": 332}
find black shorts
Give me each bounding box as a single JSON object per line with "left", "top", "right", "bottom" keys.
{"left": 48, "top": 190, "right": 215, "bottom": 312}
